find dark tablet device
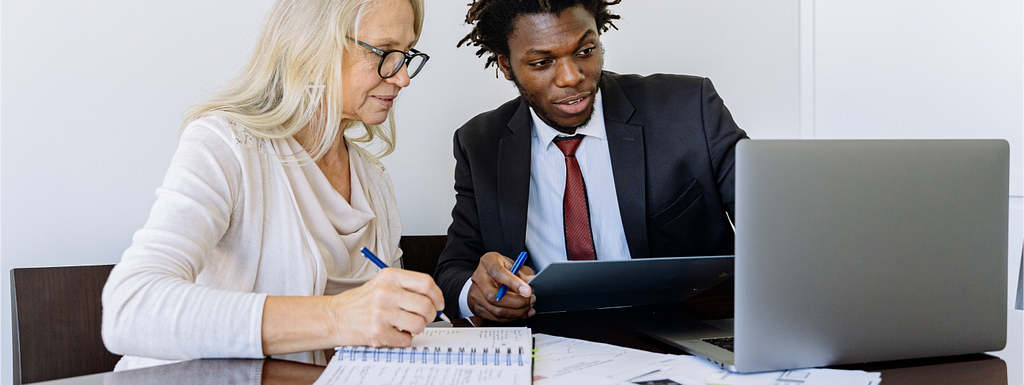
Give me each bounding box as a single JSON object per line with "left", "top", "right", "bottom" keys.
{"left": 527, "top": 256, "right": 734, "bottom": 313}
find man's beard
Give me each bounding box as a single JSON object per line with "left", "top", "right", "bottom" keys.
{"left": 509, "top": 70, "right": 600, "bottom": 134}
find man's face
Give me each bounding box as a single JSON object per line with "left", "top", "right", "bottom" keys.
{"left": 498, "top": 5, "right": 603, "bottom": 133}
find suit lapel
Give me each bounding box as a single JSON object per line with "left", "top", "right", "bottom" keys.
{"left": 497, "top": 100, "right": 533, "bottom": 253}
{"left": 601, "top": 73, "right": 650, "bottom": 259}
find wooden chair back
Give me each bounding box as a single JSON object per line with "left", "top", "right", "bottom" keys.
{"left": 399, "top": 235, "right": 448, "bottom": 276}
{"left": 8, "top": 238, "right": 447, "bottom": 384}
{"left": 10, "top": 264, "right": 121, "bottom": 385}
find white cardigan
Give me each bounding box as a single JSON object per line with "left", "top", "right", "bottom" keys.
{"left": 101, "top": 117, "right": 403, "bottom": 369}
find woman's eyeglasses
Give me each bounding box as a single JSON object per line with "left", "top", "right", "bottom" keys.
{"left": 347, "top": 36, "right": 429, "bottom": 79}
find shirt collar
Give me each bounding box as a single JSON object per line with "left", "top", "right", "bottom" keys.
{"left": 529, "top": 90, "right": 606, "bottom": 147}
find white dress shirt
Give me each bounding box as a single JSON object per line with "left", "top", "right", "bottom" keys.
{"left": 459, "top": 91, "right": 631, "bottom": 317}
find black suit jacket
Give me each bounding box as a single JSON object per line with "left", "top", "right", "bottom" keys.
{"left": 434, "top": 72, "right": 749, "bottom": 316}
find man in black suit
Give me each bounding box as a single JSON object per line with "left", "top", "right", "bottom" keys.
{"left": 435, "top": 0, "right": 748, "bottom": 322}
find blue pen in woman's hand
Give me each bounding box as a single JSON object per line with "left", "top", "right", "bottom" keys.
{"left": 360, "top": 248, "right": 451, "bottom": 323}
{"left": 360, "top": 247, "right": 389, "bottom": 269}
{"left": 495, "top": 251, "right": 528, "bottom": 301}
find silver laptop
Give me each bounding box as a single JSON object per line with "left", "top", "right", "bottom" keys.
{"left": 640, "top": 139, "right": 1009, "bottom": 373}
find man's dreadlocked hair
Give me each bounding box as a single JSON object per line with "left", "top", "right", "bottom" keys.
{"left": 458, "top": 0, "right": 622, "bottom": 69}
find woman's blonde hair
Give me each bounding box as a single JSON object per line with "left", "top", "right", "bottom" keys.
{"left": 182, "top": 0, "right": 424, "bottom": 159}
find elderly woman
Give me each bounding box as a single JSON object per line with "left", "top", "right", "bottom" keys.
{"left": 102, "top": 0, "right": 440, "bottom": 370}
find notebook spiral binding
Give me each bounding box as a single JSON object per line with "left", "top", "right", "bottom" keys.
{"left": 336, "top": 346, "right": 526, "bottom": 366}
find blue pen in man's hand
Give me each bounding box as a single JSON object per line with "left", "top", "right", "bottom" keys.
{"left": 495, "top": 251, "right": 528, "bottom": 302}
{"left": 360, "top": 247, "right": 451, "bottom": 323}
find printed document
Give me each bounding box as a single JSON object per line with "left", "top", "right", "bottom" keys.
{"left": 532, "top": 334, "right": 882, "bottom": 385}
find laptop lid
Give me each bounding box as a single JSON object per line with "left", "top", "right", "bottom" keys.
{"left": 732, "top": 139, "right": 1008, "bottom": 372}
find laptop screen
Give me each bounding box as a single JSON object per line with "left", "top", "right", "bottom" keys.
{"left": 732, "top": 139, "right": 1009, "bottom": 372}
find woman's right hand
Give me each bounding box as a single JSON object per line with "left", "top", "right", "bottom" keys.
{"left": 328, "top": 268, "right": 445, "bottom": 348}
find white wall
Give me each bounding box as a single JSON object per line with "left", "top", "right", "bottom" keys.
{"left": 1, "top": 1, "right": 1021, "bottom": 384}
{"left": 391, "top": 0, "right": 803, "bottom": 234}
{"left": 2, "top": 1, "right": 279, "bottom": 381}
{"left": 813, "top": 1, "right": 1024, "bottom": 175}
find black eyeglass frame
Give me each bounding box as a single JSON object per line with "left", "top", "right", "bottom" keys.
{"left": 346, "top": 36, "right": 429, "bottom": 79}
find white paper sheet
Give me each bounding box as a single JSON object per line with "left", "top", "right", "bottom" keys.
{"left": 532, "top": 333, "right": 673, "bottom": 382}
{"left": 533, "top": 334, "right": 882, "bottom": 385}
{"left": 631, "top": 355, "right": 882, "bottom": 385}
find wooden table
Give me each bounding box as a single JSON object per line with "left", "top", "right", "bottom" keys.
{"left": 458, "top": 280, "right": 1011, "bottom": 385}
{"left": 36, "top": 281, "right": 1015, "bottom": 384}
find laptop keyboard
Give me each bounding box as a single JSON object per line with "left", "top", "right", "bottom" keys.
{"left": 702, "top": 337, "right": 735, "bottom": 352}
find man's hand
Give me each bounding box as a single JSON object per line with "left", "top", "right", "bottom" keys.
{"left": 467, "top": 252, "right": 536, "bottom": 322}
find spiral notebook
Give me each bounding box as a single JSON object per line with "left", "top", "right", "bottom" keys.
{"left": 312, "top": 327, "right": 533, "bottom": 385}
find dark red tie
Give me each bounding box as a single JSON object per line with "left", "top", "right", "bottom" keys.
{"left": 554, "top": 135, "right": 597, "bottom": 260}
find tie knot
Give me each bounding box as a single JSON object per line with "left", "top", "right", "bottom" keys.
{"left": 554, "top": 134, "right": 584, "bottom": 156}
